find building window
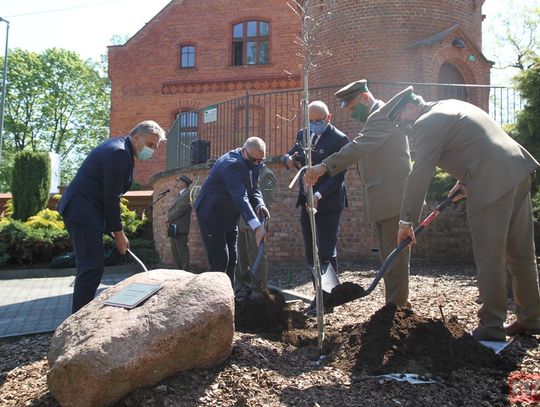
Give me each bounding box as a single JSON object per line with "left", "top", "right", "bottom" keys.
{"left": 232, "top": 21, "right": 269, "bottom": 66}
{"left": 180, "top": 45, "right": 195, "bottom": 68}
{"left": 176, "top": 111, "right": 198, "bottom": 168}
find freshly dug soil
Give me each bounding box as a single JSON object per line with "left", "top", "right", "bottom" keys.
{"left": 235, "top": 288, "right": 306, "bottom": 333}
{"left": 333, "top": 303, "right": 511, "bottom": 376}
{"left": 326, "top": 281, "right": 366, "bottom": 307}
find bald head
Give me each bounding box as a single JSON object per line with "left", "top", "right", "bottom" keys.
{"left": 308, "top": 101, "right": 330, "bottom": 118}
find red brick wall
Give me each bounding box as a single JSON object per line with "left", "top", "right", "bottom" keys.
{"left": 151, "top": 162, "right": 472, "bottom": 270}
{"left": 108, "top": 0, "right": 301, "bottom": 186}
{"left": 309, "top": 0, "right": 490, "bottom": 89}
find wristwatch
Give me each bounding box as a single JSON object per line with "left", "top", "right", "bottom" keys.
{"left": 398, "top": 220, "right": 414, "bottom": 228}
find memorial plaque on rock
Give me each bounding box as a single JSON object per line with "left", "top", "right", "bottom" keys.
{"left": 104, "top": 283, "right": 162, "bottom": 309}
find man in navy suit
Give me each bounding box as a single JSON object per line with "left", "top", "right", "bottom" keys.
{"left": 57, "top": 120, "right": 166, "bottom": 313}
{"left": 284, "top": 101, "right": 349, "bottom": 314}
{"left": 195, "top": 137, "right": 269, "bottom": 284}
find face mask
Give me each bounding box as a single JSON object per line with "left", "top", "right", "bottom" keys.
{"left": 309, "top": 120, "right": 328, "bottom": 135}
{"left": 351, "top": 103, "right": 369, "bottom": 123}
{"left": 137, "top": 145, "right": 154, "bottom": 160}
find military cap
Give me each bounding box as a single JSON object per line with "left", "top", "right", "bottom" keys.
{"left": 384, "top": 86, "right": 419, "bottom": 125}
{"left": 176, "top": 174, "right": 193, "bottom": 186}
{"left": 334, "top": 79, "right": 369, "bottom": 108}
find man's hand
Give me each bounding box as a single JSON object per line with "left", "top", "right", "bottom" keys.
{"left": 285, "top": 152, "right": 299, "bottom": 170}
{"left": 255, "top": 225, "right": 267, "bottom": 246}
{"left": 312, "top": 194, "right": 319, "bottom": 210}
{"left": 114, "top": 230, "right": 130, "bottom": 254}
{"left": 449, "top": 182, "right": 467, "bottom": 202}
{"left": 397, "top": 226, "right": 416, "bottom": 245}
{"left": 257, "top": 205, "right": 270, "bottom": 220}
{"left": 305, "top": 163, "right": 327, "bottom": 186}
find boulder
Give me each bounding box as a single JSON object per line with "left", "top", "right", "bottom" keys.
{"left": 47, "top": 269, "right": 234, "bottom": 407}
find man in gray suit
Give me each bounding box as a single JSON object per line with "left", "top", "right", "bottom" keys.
{"left": 167, "top": 175, "right": 193, "bottom": 271}
{"left": 386, "top": 86, "right": 540, "bottom": 341}
{"left": 235, "top": 164, "right": 276, "bottom": 299}
{"left": 306, "top": 80, "right": 412, "bottom": 308}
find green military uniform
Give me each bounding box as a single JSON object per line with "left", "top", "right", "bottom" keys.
{"left": 324, "top": 81, "right": 412, "bottom": 307}
{"left": 386, "top": 87, "right": 540, "bottom": 339}
{"left": 167, "top": 179, "right": 192, "bottom": 271}
{"left": 235, "top": 165, "right": 276, "bottom": 290}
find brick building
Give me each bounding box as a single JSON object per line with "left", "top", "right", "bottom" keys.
{"left": 109, "top": 0, "right": 493, "bottom": 268}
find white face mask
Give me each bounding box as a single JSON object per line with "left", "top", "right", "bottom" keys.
{"left": 137, "top": 145, "right": 154, "bottom": 160}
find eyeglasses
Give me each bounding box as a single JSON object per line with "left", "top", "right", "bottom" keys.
{"left": 244, "top": 149, "right": 265, "bottom": 165}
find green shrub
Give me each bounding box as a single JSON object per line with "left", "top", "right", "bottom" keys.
{"left": 11, "top": 151, "right": 51, "bottom": 221}
{"left": 0, "top": 220, "right": 70, "bottom": 264}
{"left": 25, "top": 208, "right": 65, "bottom": 230}
{"left": 532, "top": 188, "right": 540, "bottom": 222}
{"left": 426, "top": 167, "right": 455, "bottom": 201}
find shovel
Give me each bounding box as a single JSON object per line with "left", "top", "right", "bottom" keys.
{"left": 326, "top": 190, "right": 460, "bottom": 308}
{"left": 244, "top": 215, "right": 274, "bottom": 298}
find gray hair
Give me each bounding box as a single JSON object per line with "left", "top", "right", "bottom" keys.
{"left": 130, "top": 120, "right": 166, "bottom": 141}
{"left": 308, "top": 100, "right": 330, "bottom": 116}
{"left": 243, "top": 136, "right": 266, "bottom": 152}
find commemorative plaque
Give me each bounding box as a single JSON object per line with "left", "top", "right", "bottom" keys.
{"left": 104, "top": 283, "right": 162, "bottom": 309}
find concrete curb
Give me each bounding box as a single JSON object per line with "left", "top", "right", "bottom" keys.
{"left": 0, "top": 264, "right": 142, "bottom": 280}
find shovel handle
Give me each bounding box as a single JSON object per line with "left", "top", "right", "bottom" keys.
{"left": 364, "top": 190, "right": 460, "bottom": 295}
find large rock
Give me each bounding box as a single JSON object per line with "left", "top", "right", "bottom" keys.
{"left": 47, "top": 269, "right": 234, "bottom": 407}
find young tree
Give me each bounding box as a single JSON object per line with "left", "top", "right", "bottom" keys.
{"left": 0, "top": 48, "right": 110, "bottom": 191}
{"left": 289, "top": 0, "right": 335, "bottom": 353}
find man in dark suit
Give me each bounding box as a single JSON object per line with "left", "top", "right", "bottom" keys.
{"left": 194, "top": 137, "right": 269, "bottom": 284}
{"left": 167, "top": 175, "right": 193, "bottom": 271}
{"left": 57, "top": 120, "right": 166, "bottom": 313}
{"left": 284, "top": 101, "right": 349, "bottom": 314}
{"left": 235, "top": 164, "right": 276, "bottom": 299}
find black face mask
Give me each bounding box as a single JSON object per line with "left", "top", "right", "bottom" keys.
{"left": 244, "top": 149, "right": 264, "bottom": 169}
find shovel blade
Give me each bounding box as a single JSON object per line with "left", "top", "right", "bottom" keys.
{"left": 311, "top": 263, "right": 341, "bottom": 294}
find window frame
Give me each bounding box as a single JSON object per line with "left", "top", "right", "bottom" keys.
{"left": 232, "top": 20, "right": 270, "bottom": 66}
{"left": 180, "top": 44, "right": 196, "bottom": 69}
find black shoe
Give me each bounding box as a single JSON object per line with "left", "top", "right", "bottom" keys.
{"left": 304, "top": 299, "right": 334, "bottom": 316}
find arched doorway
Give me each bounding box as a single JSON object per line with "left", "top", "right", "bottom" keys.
{"left": 437, "top": 62, "right": 468, "bottom": 101}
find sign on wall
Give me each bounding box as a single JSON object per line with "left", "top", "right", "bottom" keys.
{"left": 203, "top": 105, "right": 217, "bottom": 123}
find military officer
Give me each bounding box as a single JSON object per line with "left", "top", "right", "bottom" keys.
{"left": 386, "top": 86, "right": 540, "bottom": 341}
{"left": 235, "top": 164, "right": 276, "bottom": 299}
{"left": 167, "top": 175, "right": 193, "bottom": 271}
{"left": 305, "top": 80, "right": 412, "bottom": 308}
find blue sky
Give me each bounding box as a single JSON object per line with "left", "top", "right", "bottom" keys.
{"left": 0, "top": 0, "right": 537, "bottom": 84}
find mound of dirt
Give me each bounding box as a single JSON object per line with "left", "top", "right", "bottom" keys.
{"left": 333, "top": 303, "right": 510, "bottom": 376}
{"left": 235, "top": 288, "right": 306, "bottom": 333}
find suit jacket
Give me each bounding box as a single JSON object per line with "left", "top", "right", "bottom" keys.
{"left": 167, "top": 189, "right": 192, "bottom": 234}
{"left": 194, "top": 148, "right": 265, "bottom": 233}
{"left": 238, "top": 164, "right": 276, "bottom": 231}
{"left": 397, "top": 99, "right": 539, "bottom": 222}
{"left": 286, "top": 124, "right": 349, "bottom": 213}
{"left": 324, "top": 100, "right": 412, "bottom": 222}
{"left": 57, "top": 136, "right": 134, "bottom": 232}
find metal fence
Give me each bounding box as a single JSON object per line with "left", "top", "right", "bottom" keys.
{"left": 166, "top": 82, "right": 524, "bottom": 170}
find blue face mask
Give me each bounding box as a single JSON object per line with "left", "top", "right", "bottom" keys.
{"left": 137, "top": 146, "right": 154, "bottom": 161}
{"left": 309, "top": 120, "right": 328, "bottom": 135}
